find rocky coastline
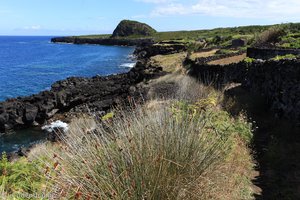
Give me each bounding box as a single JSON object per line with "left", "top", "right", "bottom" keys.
{"left": 2, "top": 33, "right": 300, "bottom": 154}
{"left": 0, "top": 40, "right": 166, "bottom": 133}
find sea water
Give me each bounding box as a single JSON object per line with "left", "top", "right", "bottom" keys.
{"left": 0, "top": 36, "right": 136, "bottom": 101}
{"left": 0, "top": 36, "right": 136, "bottom": 152}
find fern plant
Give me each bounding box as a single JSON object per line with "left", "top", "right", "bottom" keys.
{"left": 0, "top": 152, "right": 46, "bottom": 197}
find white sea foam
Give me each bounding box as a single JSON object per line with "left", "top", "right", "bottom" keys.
{"left": 120, "top": 62, "right": 136, "bottom": 68}
{"left": 127, "top": 54, "right": 136, "bottom": 60}
{"left": 42, "top": 120, "right": 69, "bottom": 133}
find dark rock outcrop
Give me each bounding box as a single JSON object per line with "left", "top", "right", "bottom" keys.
{"left": 134, "top": 43, "right": 187, "bottom": 59}
{"left": 0, "top": 60, "right": 163, "bottom": 133}
{"left": 111, "top": 20, "right": 156, "bottom": 38}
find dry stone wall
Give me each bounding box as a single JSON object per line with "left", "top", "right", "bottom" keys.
{"left": 247, "top": 47, "right": 300, "bottom": 60}
{"left": 188, "top": 59, "right": 300, "bottom": 123}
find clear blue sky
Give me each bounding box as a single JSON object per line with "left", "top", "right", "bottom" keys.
{"left": 1, "top": 0, "right": 300, "bottom": 36}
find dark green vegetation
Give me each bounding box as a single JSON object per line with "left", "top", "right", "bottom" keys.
{"left": 0, "top": 153, "right": 45, "bottom": 195}
{"left": 70, "top": 22, "right": 300, "bottom": 56}
{"left": 280, "top": 32, "right": 300, "bottom": 48}
{"left": 111, "top": 20, "right": 157, "bottom": 38}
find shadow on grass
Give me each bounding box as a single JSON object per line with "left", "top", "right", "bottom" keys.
{"left": 224, "top": 85, "right": 300, "bottom": 200}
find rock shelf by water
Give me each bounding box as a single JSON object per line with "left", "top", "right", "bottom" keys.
{"left": 0, "top": 59, "right": 163, "bottom": 133}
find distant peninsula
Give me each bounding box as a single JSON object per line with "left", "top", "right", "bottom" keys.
{"left": 51, "top": 20, "right": 156, "bottom": 46}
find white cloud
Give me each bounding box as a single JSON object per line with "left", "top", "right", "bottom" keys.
{"left": 152, "top": 3, "right": 186, "bottom": 15}
{"left": 24, "top": 25, "right": 41, "bottom": 30}
{"left": 148, "top": 0, "right": 300, "bottom": 20}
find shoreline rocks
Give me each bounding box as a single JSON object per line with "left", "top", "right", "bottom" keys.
{"left": 0, "top": 58, "right": 164, "bottom": 133}
{"left": 1, "top": 35, "right": 183, "bottom": 134}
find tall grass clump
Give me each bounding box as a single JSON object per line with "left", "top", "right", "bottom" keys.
{"left": 34, "top": 97, "right": 253, "bottom": 199}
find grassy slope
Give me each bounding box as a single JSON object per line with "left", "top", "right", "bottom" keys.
{"left": 73, "top": 23, "right": 300, "bottom": 52}
{"left": 0, "top": 75, "right": 256, "bottom": 200}
{"left": 75, "top": 24, "right": 271, "bottom": 41}
{"left": 76, "top": 23, "right": 300, "bottom": 39}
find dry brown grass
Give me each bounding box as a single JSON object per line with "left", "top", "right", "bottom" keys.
{"left": 149, "top": 52, "right": 187, "bottom": 73}
{"left": 189, "top": 49, "right": 218, "bottom": 60}
{"left": 193, "top": 137, "right": 255, "bottom": 200}
{"left": 144, "top": 73, "right": 218, "bottom": 102}
{"left": 208, "top": 53, "right": 246, "bottom": 65}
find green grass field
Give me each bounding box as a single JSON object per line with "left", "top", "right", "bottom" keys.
{"left": 72, "top": 22, "right": 300, "bottom": 49}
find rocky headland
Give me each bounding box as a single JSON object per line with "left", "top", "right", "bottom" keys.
{"left": 111, "top": 20, "right": 156, "bottom": 38}
{"left": 51, "top": 20, "right": 157, "bottom": 46}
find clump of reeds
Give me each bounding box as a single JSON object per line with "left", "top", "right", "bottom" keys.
{"left": 33, "top": 96, "right": 253, "bottom": 199}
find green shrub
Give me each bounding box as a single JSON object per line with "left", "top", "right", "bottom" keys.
{"left": 0, "top": 153, "right": 45, "bottom": 198}
{"left": 187, "top": 42, "right": 205, "bottom": 53}
{"left": 244, "top": 57, "right": 255, "bottom": 63}
{"left": 272, "top": 54, "right": 297, "bottom": 61}
{"left": 253, "top": 26, "right": 286, "bottom": 46}
{"left": 279, "top": 33, "right": 300, "bottom": 48}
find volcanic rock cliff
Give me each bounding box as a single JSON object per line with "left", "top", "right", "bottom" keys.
{"left": 111, "top": 20, "right": 156, "bottom": 38}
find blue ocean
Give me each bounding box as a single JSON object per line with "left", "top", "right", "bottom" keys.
{"left": 0, "top": 36, "right": 135, "bottom": 152}
{"left": 0, "top": 36, "right": 135, "bottom": 101}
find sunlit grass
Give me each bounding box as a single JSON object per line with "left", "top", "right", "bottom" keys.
{"left": 31, "top": 94, "right": 254, "bottom": 199}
